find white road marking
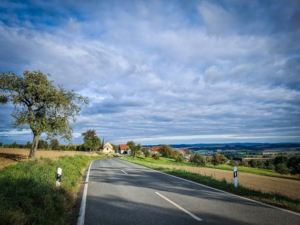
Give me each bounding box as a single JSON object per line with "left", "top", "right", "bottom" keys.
{"left": 121, "top": 170, "right": 128, "bottom": 174}
{"left": 77, "top": 160, "right": 94, "bottom": 225}
{"left": 155, "top": 192, "right": 202, "bottom": 221}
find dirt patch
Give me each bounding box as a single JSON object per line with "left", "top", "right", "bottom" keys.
{"left": 160, "top": 165, "right": 300, "bottom": 200}
{"left": 0, "top": 148, "right": 97, "bottom": 170}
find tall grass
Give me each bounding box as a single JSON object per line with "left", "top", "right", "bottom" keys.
{"left": 0, "top": 155, "right": 107, "bottom": 225}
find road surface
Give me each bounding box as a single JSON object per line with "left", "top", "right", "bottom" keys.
{"left": 78, "top": 158, "right": 300, "bottom": 225}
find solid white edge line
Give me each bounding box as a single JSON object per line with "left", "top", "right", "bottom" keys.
{"left": 121, "top": 170, "right": 128, "bottom": 174}
{"left": 77, "top": 160, "right": 94, "bottom": 225}
{"left": 155, "top": 192, "right": 202, "bottom": 221}
{"left": 119, "top": 159, "right": 300, "bottom": 217}
{"left": 154, "top": 170, "right": 300, "bottom": 216}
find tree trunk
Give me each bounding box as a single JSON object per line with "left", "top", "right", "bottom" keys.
{"left": 29, "top": 134, "right": 40, "bottom": 160}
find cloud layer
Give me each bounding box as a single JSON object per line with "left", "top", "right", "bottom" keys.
{"left": 0, "top": 0, "right": 299, "bottom": 144}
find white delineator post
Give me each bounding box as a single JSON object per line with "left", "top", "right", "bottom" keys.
{"left": 56, "top": 167, "right": 62, "bottom": 187}
{"left": 233, "top": 166, "right": 238, "bottom": 188}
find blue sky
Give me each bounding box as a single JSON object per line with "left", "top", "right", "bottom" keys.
{"left": 0, "top": 0, "right": 300, "bottom": 145}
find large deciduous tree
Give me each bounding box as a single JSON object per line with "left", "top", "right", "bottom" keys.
{"left": 127, "top": 140, "right": 142, "bottom": 158}
{"left": 82, "top": 129, "right": 101, "bottom": 151}
{"left": 0, "top": 70, "right": 88, "bottom": 159}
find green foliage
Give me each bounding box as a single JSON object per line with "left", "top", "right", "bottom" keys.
{"left": 257, "top": 161, "right": 266, "bottom": 169}
{"left": 190, "top": 153, "right": 206, "bottom": 166}
{"left": 175, "top": 154, "right": 184, "bottom": 163}
{"left": 38, "top": 139, "right": 49, "bottom": 150}
{"left": 274, "top": 156, "right": 288, "bottom": 166}
{"left": 111, "top": 144, "right": 118, "bottom": 152}
{"left": 239, "top": 161, "right": 249, "bottom": 167}
{"left": 0, "top": 70, "right": 88, "bottom": 159}
{"left": 248, "top": 159, "right": 258, "bottom": 168}
{"left": 159, "top": 144, "right": 180, "bottom": 158}
{"left": 287, "top": 156, "right": 300, "bottom": 175}
{"left": 50, "top": 139, "right": 60, "bottom": 150}
{"left": 127, "top": 140, "right": 142, "bottom": 158}
{"left": 11, "top": 141, "right": 19, "bottom": 148}
{"left": 267, "top": 164, "right": 275, "bottom": 170}
{"left": 212, "top": 153, "right": 227, "bottom": 166}
{"left": 82, "top": 129, "right": 101, "bottom": 151}
{"left": 276, "top": 163, "right": 290, "bottom": 175}
{"left": 152, "top": 154, "right": 160, "bottom": 160}
{"left": 144, "top": 150, "right": 151, "bottom": 158}
{"left": 229, "top": 160, "right": 239, "bottom": 167}
{"left": 24, "top": 141, "right": 31, "bottom": 149}
{"left": 0, "top": 155, "right": 107, "bottom": 225}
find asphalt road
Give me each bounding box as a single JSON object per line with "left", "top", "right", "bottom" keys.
{"left": 80, "top": 158, "right": 300, "bottom": 225}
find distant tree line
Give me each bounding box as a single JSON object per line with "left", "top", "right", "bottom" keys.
{"left": 133, "top": 144, "right": 300, "bottom": 175}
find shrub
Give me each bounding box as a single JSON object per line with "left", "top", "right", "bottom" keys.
{"left": 152, "top": 154, "right": 160, "bottom": 160}
{"left": 275, "top": 163, "right": 290, "bottom": 174}
{"left": 229, "top": 160, "right": 239, "bottom": 166}
{"left": 267, "top": 164, "right": 275, "bottom": 170}
{"left": 144, "top": 151, "right": 151, "bottom": 158}
{"left": 175, "top": 155, "right": 184, "bottom": 163}
{"left": 248, "top": 159, "right": 258, "bottom": 168}
{"left": 287, "top": 156, "right": 300, "bottom": 175}
{"left": 190, "top": 153, "right": 205, "bottom": 166}
{"left": 239, "top": 161, "right": 248, "bottom": 167}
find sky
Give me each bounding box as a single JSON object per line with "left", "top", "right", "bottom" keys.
{"left": 0, "top": 0, "right": 300, "bottom": 145}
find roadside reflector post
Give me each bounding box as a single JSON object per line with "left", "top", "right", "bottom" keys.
{"left": 233, "top": 166, "right": 238, "bottom": 188}
{"left": 56, "top": 167, "right": 62, "bottom": 187}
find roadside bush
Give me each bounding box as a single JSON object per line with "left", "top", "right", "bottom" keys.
{"left": 144, "top": 151, "right": 151, "bottom": 158}
{"left": 275, "top": 163, "right": 290, "bottom": 175}
{"left": 190, "top": 153, "right": 205, "bottom": 166}
{"left": 287, "top": 156, "right": 300, "bottom": 175}
{"left": 152, "top": 154, "right": 160, "bottom": 160}
{"left": 229, "top": 160, "right": 239, "bottom": 166}
{"left": 175, "top": 155, "right": 184, "bottom": 163}
{"left": 239, "top": 161, "right": 248, "bottom": 167}
{"left": 248, "top": 159, "right": 258, "bottom": 168}
{"left": 266, "top": 164, "right": 275, "bottom": 170}
{"left": 257, "top": 161, "right": 266, "bottom": 169}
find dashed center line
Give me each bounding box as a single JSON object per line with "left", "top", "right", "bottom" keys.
{"left": 121, "top": 170, "right": 128, "bottom": 174}
{"left": 155, "top": 192, "right": 202, "bottom": 221}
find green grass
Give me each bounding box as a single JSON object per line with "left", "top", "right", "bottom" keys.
{"left": 0, "top": 155, "right": 109, "bottom": 225}
{"left": 121, "top": 156, "right": 300, "bottom": 213}
{"left": 205, "top": 164, "right": 300, "bottom": 180}
{"left": 124, "top": 155, "right": 299, "bottom": 180}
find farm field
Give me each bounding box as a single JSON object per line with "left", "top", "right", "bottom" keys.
{"left": 0, "top": 148, "right": 97, "bottom": 170}
{"left": 159, "top": 165, "right": 300, "bottom": 200}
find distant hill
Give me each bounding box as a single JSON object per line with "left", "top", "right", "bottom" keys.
{"left": 143, "top": 143, "right": 300, "bottom": 151}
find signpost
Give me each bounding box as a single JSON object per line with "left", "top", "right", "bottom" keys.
{"left": 56, "top": 167, "right": 62, "bottom": 187}
{"left": 233, "top": 166, "right": 238, "bottom": 187}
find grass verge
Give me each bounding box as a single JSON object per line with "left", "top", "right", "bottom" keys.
{"left": 0, "top": 154, "right": 108, "bottom": 225}
{"left": 122, "top": 156, "right": 300, "bottom": 213}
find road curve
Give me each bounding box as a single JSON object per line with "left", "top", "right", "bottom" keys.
{"left": 79, "top": 158, "right": 300, "bottom": 225}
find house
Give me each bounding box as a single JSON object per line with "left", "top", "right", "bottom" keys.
{"left": 178, "top": 149, "right": 192, "bottom": 161}
{"left": 102, "top": 142, "right": 115, "bottom": 154}
{"left": 150, "top": 146, "right": 161, "bottom": 155}
{"left": 119, "top": 144, "right": 131, "bottom": 154}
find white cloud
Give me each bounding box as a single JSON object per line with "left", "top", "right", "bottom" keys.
{"left": 0, "top": 0, "right": 299, "bottom": 145}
